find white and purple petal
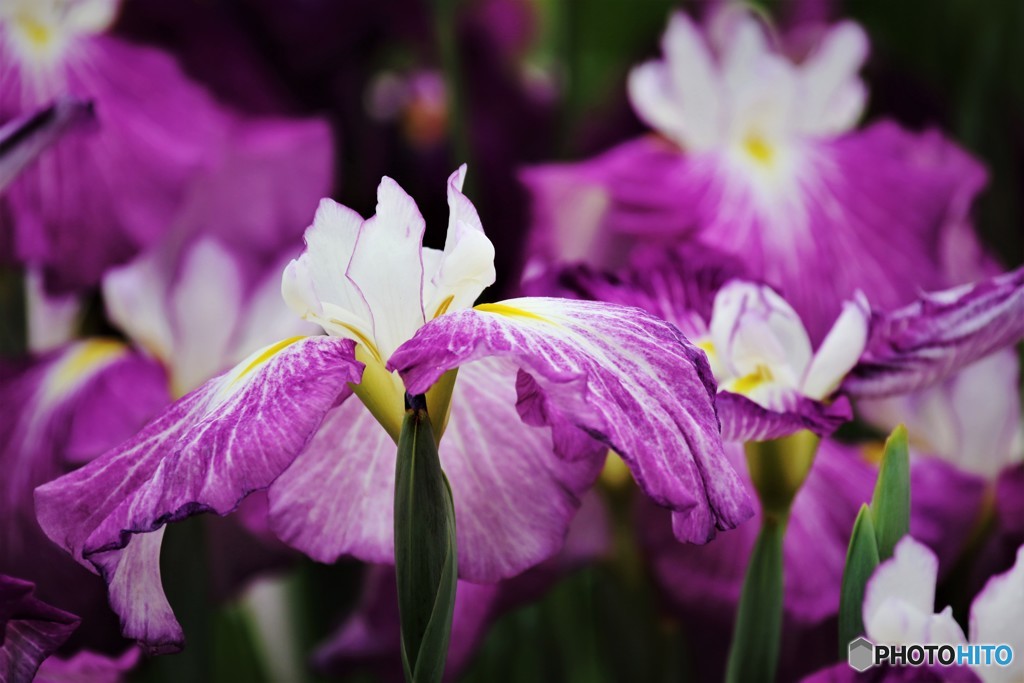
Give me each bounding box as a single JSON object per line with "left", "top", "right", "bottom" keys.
{"left": 716, "top": 391, "right": 851, "bottom": 443}
{"left": 969, "top": 545, "right": 1024, "bottom": 683}
{"left": 390, "top": 297, "right": 753, "bottom": 543}
{"left": 862, "top": 537, "right": 967, "bottom": 646}
{"left": 844, "top": 267, "right": 1024, "bottom": 398}
{"left": 34, "top": 336, "right": 361, "bottom": 652}
{"left": 270, "top": 357, "right": 602, "bottom": 582}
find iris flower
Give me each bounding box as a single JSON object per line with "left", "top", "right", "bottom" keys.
{"left": 863, "top": 537, "right": 1021, "bottom": 683}
{"left": 0, "top": 0, "right": 332, "bottom": 292}
{"left": 36, "top": 167, "right": 751, "bottom": 653}
{"left": 555, "top": 246, "right": 1023, "bottom": 669}
{"left": 522, "top": 7, "right": 990, "bottom": 342}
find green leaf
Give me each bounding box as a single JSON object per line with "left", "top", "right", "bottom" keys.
{"left": 725, "top": 517, "right": 786, "bottom": 683}
{"left": 838, "top": 504, "right": 881, "bottom": 658}
{"left": 394, "top": 395, "right": 458, "bottom": 683}
{"left": 869, "top": 425, "right": 910, "bottom": 561}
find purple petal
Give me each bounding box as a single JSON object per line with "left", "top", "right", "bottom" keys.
{"left": 2, "top": 35, "right": 232, "bottom": 292}
{"left": 540, "top": 243, "right": 747, "bottom": 339}
{"left": 997, "top": 463, "right": 1024, "bottom": 540}
{"left": 389, "top": 297, "right": 753, "bottom": 544}
{"left": 909, "top": 457, "right": 988, "bottom": 575}
{"left": 844, "top": 267, "right": 1024, "bottom": 398}
{"left": 717, "top": 391, "right": 852, "bottom": 442}
{"left": 34, "top": 337, "right": 361, "bottom": 652}
{"left": 0, "top": 575, "right": 79, "bottom": 683}
{"left": 35, "top": 648, "right": 140, "bottom": 683}
{"left": 271, "top": 357, "right": 602, "bottom": 582}
{"left": 0, "top": 100, "right": 94, "bottom": 193}
{"left": 523, "top": 123, "right": 990, "bottom": 344}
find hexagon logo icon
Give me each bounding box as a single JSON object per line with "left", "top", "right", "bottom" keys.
{"left": 848, "top": 637, "right": 875, "bottom": 672}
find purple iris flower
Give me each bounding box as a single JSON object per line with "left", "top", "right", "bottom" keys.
{"left": 34, "top": 166, "right": 751, "bottom": 653}
{"left": 0, "top": 0, "right": 332, "bottom": 293}
{"left": 549, "top": 244, "right": 1023, "bottom": 676}
{"left": 521, "top": 7, "right": 992, "bottom": 342}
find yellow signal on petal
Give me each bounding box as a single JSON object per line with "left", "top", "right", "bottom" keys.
{"left": 44, "top": 338, "right": 126, "bottom": 404}
{"left": 236, "top": 336, "right": 306, "bottom": 381}
{"left": 474, "top": 302, "right": 551, "bottom": 323}
{"left": 17, "top": 15, "right": 54, "bottom": 48}
{"left": 743, "top": 134, "right": 775, "bottom": 167}
{"left": 433, "top": 294, "right": 455, "bottom": 319}
{"left": 728, "top": 364, "right": 774, "bottom": 396}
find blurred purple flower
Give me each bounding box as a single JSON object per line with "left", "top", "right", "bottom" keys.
{"left": 0, "top": 575, "right": 80, "bottom": 683}
{"left": 35, "top": 167, "right": 750, "bottom": 653}
{"left": 521, "top": 8, "right": 991, "bottom": 342}
{"left": 0, "top": 0, "right": 332, "bottom": 293}
{"left": 35, "top": 647, "right": 139, "bottom": 683}
{"left": 0, "top": 341, "right": 169, "bottom": 654}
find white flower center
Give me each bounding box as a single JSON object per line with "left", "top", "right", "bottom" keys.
{"left": 282, "top": 166, "right": 496, "bottom": 440}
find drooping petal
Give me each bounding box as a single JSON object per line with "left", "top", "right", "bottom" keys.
{"left": 270, "top": 357, "right": 602, "bottom": 582}
{"left": 0, "top": 575, "right": 80, "bottom": 683}
{"left": 969, "top": 545, "right": 1024, "bottom": 683}
{"left": 268, "top": 393, "right": 397, "bottom": 567}
{"left": 390, "top": 297, "right": 753, "bottom": 543}
{"left": 862, "top": 537, "right": 967, "bottom": 646}
{"left": 34, "top": 336, "right": 361, "bottom": 652}
{"left": 1, "top": 341, "right": 168, "bottom": 558}
{"left": 844, "top": 267, "right": 1024, "bottom": 398}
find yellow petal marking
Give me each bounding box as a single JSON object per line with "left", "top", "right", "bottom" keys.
{"left": 728, "top": 364, "right": 774, "bottom": 396}
{"left": 45, "top": 338, "right": 126, "bottom": 402}
{"left": 433, "top": 294, "right": 455, "bottom": 319}
{"left": 236, "top": 336, "right": 306, "bottom": 382}
{"left": 474, "top": 302, "right": 551, "bottom": 323}
{"left": 743, "top": 134, "right": 775, "bottom": 166}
